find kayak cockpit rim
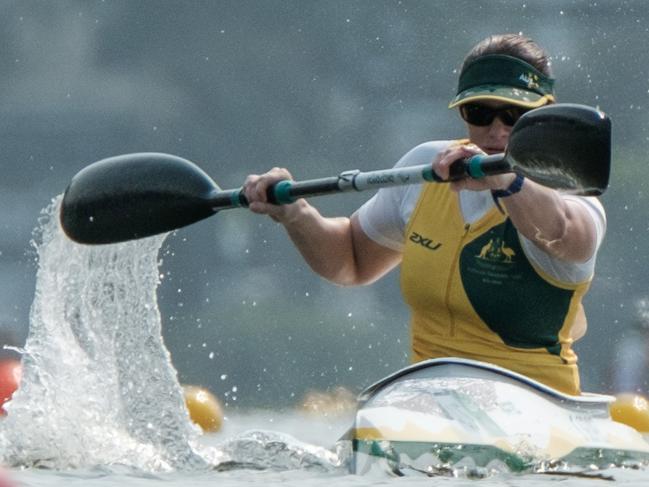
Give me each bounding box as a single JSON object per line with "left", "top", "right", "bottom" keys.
{"left": 357, "top": 357, "right": 615, "bottom": 406}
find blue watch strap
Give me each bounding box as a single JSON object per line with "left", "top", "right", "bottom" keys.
{"left": 492, "top": 173, "right": 525, "bottom": 198}
{"left": 491, "top": 174, "right": 525, "bottom": 213}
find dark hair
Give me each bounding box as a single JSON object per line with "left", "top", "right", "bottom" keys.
{"left": 462, "top": 34, "right": 553, "bottom": 77}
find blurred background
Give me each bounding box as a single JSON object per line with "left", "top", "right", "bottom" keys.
{"left": 0, "top": 0, "right": 648, "bottom": 409}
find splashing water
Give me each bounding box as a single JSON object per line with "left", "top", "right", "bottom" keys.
{"left": 0, "top": 198, "right": 343, "bottom": 474}
{"left": 0, "top": 197, "right": 211, "bottom": 471}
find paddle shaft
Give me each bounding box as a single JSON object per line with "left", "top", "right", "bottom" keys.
{"left": 211, "top": 153, "right": 507, "bottom": 210}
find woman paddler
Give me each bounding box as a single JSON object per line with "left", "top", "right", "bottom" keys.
{"left": 243, "top": 34, "right": 606, "bottom": 396}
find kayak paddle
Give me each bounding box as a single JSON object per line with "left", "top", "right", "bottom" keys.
{"left": 60, "top": 103, "right": 610, "bottom": 245}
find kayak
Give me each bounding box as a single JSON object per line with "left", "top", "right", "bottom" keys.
{"left": 347, "top": 358, "right": 649, "bottom": 475}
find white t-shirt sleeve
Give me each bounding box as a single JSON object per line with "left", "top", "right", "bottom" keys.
{"left": 520, "top": 196, "right": 606, "bottom": 283}
{"left": 354, "top": 141, "right": 452, "bottom": 251}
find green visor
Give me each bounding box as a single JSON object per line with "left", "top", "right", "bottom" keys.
{"left": 449, "top": 54, "right": 555, "bottom": 109}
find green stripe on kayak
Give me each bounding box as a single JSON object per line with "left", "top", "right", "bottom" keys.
{"left": 353, "top": 439, "right": 530, "bottom": 472}
{"left": 353, "top": 439, "right": 649, "bottom": 473}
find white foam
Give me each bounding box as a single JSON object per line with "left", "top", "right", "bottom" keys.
{"left": 0, "top": 197, "right": 210, "bottom": 471}
{"left": 0, "top": 198, "right": 344, "bottom": 474}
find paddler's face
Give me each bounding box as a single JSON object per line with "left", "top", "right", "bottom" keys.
{"left": 460, "top": 100, "right": 520, "bottom": 155}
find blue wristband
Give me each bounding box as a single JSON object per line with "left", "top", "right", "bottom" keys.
{"left": 491, "top": 174, "right": 525, "bottom": 198}
{"left": 491, "top": 174, "right": 525, "bottom": 213}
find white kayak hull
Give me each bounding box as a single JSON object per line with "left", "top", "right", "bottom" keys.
{"left": 348, "top": 358, "right": 649, "bottom": 475}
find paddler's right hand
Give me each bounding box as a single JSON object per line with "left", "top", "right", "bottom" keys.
{"left": 243, "top": 167, "right": 303, "bottom": 223}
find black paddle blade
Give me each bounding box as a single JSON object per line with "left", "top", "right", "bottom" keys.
{"left": 60, "top": 153, "right": 220, "bottom": 244}
{"left": 506, "top": 103, "right": 611, "bottom": 195}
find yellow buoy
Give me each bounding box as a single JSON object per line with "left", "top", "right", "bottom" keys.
{"left": 182, "top": 385, "right": 223, "bottom": 433}
{"left": 610, "top": 393, "right": 649, "bottom": 433}
{"left": 300, "top": 386, "right": 356, "bottom": 416}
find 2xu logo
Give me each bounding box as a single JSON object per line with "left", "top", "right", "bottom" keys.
{"left": 409, "top": 232, "right": 442, "bottom": 251}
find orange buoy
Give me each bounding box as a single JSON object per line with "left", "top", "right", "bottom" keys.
{"left": 0, "top": 359, "right": 21, "bottom": 415}
{"left": 610, "top": 393, "right": 649, "bottom": 433}
{"left": 182, "top": 385, "right": 223, "bottom": 433}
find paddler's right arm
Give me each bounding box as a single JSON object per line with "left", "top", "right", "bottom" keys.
{"left": 243, "top": 167, "right": 402, "bottom": 286}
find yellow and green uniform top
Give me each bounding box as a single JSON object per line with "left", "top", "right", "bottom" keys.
{"left": 401, "top": 180, "right": 589, "bottom": 395}
{"left": 356, "top": 140, "right": 605, "bottom": 396}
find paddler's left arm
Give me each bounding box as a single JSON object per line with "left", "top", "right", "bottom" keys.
{"left": 489, "top": 175, "right": 599, "bottom": 263}
{"left": 433, "top": 144, "right": 600, "bottom": 263}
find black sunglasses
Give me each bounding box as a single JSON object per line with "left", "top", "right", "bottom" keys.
{"left": 459, "top": 103, "right": 530, "bottom": 127}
